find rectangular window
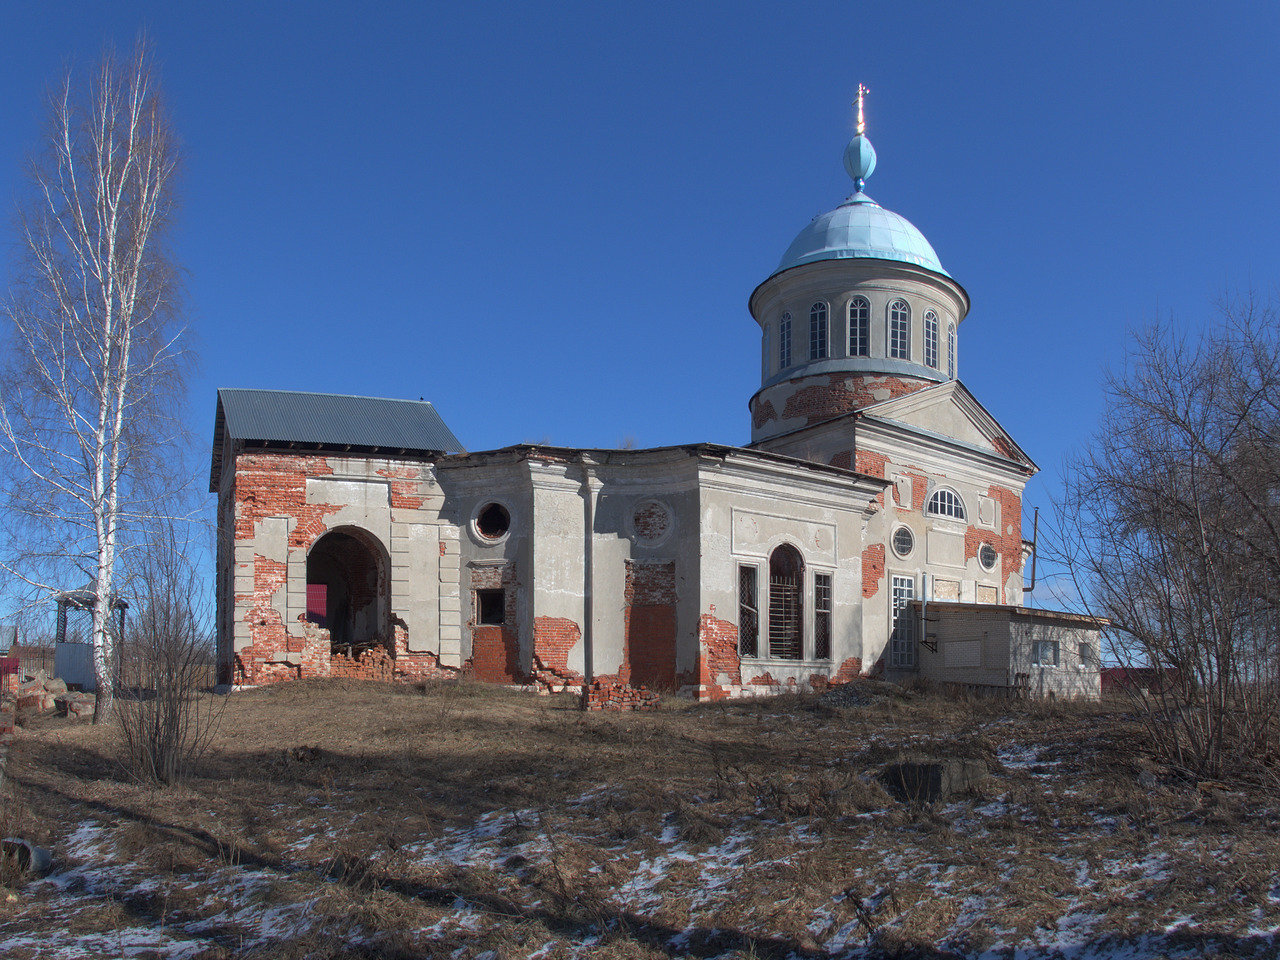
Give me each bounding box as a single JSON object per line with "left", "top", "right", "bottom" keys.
{"left": 924, "top": 312, "right": 939, "bottom": 368}
{"left": 1078, "top": 641, "right": 1096, "bottom": 668}
{"left": 1032, "top": 639, "right": 1060, "bottom": 666}
{"left": 477, "top": 589, "right": 505, "bottom": 625}
{"left": 890, "top": 575, "right": 916, "bottom": 668}
{"left": 738, "top": 565, "right": 759, "bottom": 657}
{"left": 779, "top": 314, "right": 792, "bottom": 369}
{"left": 814, "top": 572, "right": 832, "bottom": 660}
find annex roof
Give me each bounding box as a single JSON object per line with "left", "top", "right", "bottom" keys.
{"left": 210, "top": 388, "right": 465, "bottom": 491}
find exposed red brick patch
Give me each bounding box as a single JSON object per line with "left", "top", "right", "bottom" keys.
{"left": 377, "top": 464, "right": 429, "bottom": 510}
{"left": 833, "top": 657, "right": 863, "bottom": 683}
{"left": 862, "top": 543, "right": 885, "bottom": 599}
{"left": 781, "top": 374, "right": 930, "bottom": 426}
{"left": 855, "top": 449, "right": 890, "bottom": 479}
{"left": 903, "top": 469, "right": 928, "bottom": 511}
{"left": 752, "top": 397, "right": 779, "bottom": 429}
{"left": 530, "top": 616, "right": 584, "bottom": 691}
{"left": 679, "top": 613, "right": 742, "bottom": 701}
{"left": 965, "top": 484, "right": 1023, "bottom": 603}
{"left": 828, "top": 450, "right": 853, "bottom": 470}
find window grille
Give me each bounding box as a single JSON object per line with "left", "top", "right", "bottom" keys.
{"left": 927, "top": 489, "right": 966, "bottom": 520}
{"left": 738, "top": 565, "right": 759, "bottom": 657}
{"left": 768, "top": 545, "right": 804, "bottom": 660}
{"left": 890, "top": 575, "right": 916, "bottom": 668}
{"left": 779, "top": 312, "right": 792, "bottom": 369}
{"left": 814, "top": 573, "right": 832, "bottom": 660}
{"left": 889, "top": 299, "right": 910, "bottom": 360}
{"left": 848, "top": 297, "right": 869, "bottom": 356}
{"left": 924, "top": 311, "right": 939, "bottom": 368}
{"left": 892, "top": 526, "right": 915, "bottom": 558}
{"left": 809, "top": 302, "right": 828, "bottom": 360}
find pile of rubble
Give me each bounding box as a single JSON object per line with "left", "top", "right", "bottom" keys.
{"left": 13, "top": 670, "right": 95, "bottom": 720}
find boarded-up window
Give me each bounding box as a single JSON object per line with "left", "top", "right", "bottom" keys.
{"left": 738, "top": 565, "right": 759, "bottom": 657}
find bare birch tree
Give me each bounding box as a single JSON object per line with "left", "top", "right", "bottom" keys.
{"left": 0, "top": 40, "right": 186, "bottom": 721}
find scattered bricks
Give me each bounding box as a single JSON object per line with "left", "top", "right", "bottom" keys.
{"left": 582, "top": 678, "right": 660, "bottom": 712}
{"left": 44, "top": 677, "right": 68, "bottom": 696}
{"left": 0, "top": 704, "right": 14, "bottom": 736}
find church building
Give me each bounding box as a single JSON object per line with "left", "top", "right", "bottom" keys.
{"left": 211, "top": 100, "right": 1102, "bottom": 702}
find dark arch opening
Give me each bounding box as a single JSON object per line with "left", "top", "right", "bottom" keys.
{"left": 768, "top": 543, "right": 804, "bottom": 660}
{"left": 306, "top": 529, "right": 388, "bottom": 656}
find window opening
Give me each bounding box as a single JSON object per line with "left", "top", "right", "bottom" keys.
{"left": 892, "top": 526, "right": 915, "bottom": 558}
{"left": 889, "top": 299, "right": 910, "bottom": 360}
{"left": 890, "top": 575, "right": 916, "bottom": 668}
{"left": 814, "top": 572, "right": 832, "bottom": 660}
{"left": 809, "top": 302, "right": 828, "bottom": 360}
{"left": 762, "top": 325, "right": 771, "bottom": 374}
{"left": 1078, "top": 641, "right": 1096, "bottom": 668}
{"left": 924, "top": 311, "right": 939, "bottom": 368}
{"left": 477, "top": 589, "right": 505, "bottom": 625}
{"left": 779, "top": 312, "right": 792, "bottom": 369}
{"left": 768, "top": 544, "right": 804, "bottom": 660}
{"left": 1032, "top": 639, "right": 1060, "bottom": 666}
{"left": 476, "top": 502, "right": 511, "bottom": 539}
{"left": 948, "top": 323, "right": 957, "bottom": 378}
{"left": 927, "top": 489, "right": 966, "bottom": 521}
{"left": 738, "top": 565, "right": 759, "bottom": 657}
{"left": 979, "top": 543, "right": 998, "bottom": 570}
{"left": 848, "top": 297, "right": 869, "bottom": 356}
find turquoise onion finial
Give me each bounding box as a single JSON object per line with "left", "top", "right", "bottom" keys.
{"left": 842, "top": 83, "right": 876, "bottom": 192}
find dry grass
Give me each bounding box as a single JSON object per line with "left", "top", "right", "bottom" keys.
{"left": 0, "top": 681, "right": 1277, "bottom": 958}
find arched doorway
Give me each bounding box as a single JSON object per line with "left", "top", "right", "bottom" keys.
{"left": 306, "top": 528, "right": 389, "bottom": 656}
{"left": 768, "top": 544, "right": 804, "bottom": 660}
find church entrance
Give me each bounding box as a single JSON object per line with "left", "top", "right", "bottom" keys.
{"left": 305, "top": 528, "right": 389, "bottom": 656}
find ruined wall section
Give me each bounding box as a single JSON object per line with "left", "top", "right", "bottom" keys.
{"left": 223, "top": 450, "right": 455, "bottom": 685}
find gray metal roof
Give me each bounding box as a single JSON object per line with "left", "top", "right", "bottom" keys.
{"left": 210, "top": 389, "right": 465, "bottom": 491}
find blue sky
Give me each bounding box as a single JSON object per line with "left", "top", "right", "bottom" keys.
{"left": 3, "top": 1, "right": 1279, "bottom": 608}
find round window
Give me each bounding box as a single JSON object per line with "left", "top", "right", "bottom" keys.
{"left": 475, "top": 502, "right": 511, "bottom": 540}
{"left": 892, "top": 526, "right": 914, "bottom": 558}
{"left": 979, "top": 544, "right": 998, "bottom": 571}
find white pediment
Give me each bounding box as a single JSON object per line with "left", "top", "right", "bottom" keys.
{"left": 859, "top": 381, "right": 1035, "bottom": 470}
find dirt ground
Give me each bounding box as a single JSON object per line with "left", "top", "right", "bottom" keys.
{"left": 1, "top": 679, "right": 1277, "bottom": 959}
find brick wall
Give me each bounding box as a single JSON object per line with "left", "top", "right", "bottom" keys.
{"left": 623, "top": 560, "right": 677, "bottom": 690}
{"left": 469, "top": 563, "right": 523, "bottom": 683}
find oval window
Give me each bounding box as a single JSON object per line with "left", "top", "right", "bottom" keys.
{"left": 979, "top": 544, "right": 998, "bottom": 571}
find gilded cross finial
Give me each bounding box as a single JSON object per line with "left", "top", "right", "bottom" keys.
{"left": 854, "top": 83, "right": 870, "bottom": 136}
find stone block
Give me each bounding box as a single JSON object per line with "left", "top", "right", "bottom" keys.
{"left": 880, "top": 759, "right": 989, "bottom": 803}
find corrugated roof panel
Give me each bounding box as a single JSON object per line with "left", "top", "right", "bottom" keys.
{"left": 210, "top": 389, "right": 465, "bottom": 491}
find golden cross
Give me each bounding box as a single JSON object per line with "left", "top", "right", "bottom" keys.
{"left": 854, "top": 83, "right": 870, "bottom": 135}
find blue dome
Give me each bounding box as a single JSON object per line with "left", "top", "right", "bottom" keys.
{"left": 774, "top": 192, "right": 949, "bottom": 278}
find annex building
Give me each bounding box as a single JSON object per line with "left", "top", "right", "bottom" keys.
{"left": 211, "top": 109, "right": 1102, "bottom": 703}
